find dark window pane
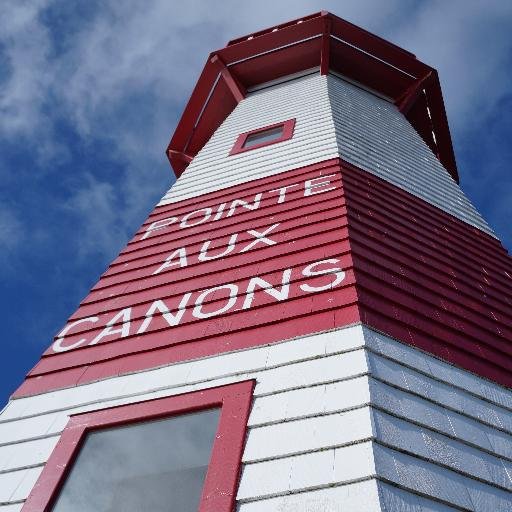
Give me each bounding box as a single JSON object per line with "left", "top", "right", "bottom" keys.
{"left": 243, "top": 125, "right": 284, "bottom": 148}
{"left": 51, "top": 408, "right": 220, "bottom": 512}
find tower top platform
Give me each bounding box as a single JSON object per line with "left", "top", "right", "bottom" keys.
{"left": 167, "top": 11, "right": 458, "bottom": 181}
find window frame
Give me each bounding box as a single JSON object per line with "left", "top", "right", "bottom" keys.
{"left": 229, "top": 118, "right": 295, "bottom": 155}
{"left": 23, "top": 380, "right": 255, "bottom": 512}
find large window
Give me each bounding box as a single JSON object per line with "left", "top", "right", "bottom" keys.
{"left": 52, "top": 409, "right": 220, "bottom": 512}
{"left": 229, "top": 118, "right": 295, "bottom": 155}
{"left": 23, "top": 381, "right": 254, "bottom": 512}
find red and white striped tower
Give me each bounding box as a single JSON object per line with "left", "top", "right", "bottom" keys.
{"left": 2, "top": 12, "right": 511, "bottom": 512}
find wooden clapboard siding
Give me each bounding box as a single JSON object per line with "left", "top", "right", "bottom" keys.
{"left": 328, "top": 74, "right": 493, "bottom": 236}
{"left": 17, "top": 155, "right": 512, "bottom": 393}
{"left": 159, "top": 72, "right": 338, "bottom": 205}
{"left": 341, "top": 163, "right": 512, "bottom": 387}
{"left": 1, "top": 327, "right": 511, "bottom": 510}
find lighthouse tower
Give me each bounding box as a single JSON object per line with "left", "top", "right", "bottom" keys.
{"left": 1, "top": 11, "right": 511, "bottom": 512}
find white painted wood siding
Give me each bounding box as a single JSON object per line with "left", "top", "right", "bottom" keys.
{"left": 0, "top": 327, "right": 369, "bottom": 509}
{"left": 365, "top": 328, "right": 512, "bottom": 511}
{"left": 159, "top": 72, "right": 338, "bottom": 205}
{"left": 1, "top": 325, "right": 510, "bottom": 510}
{"left": 328, "top": 74, "right": 494, "bottom": 236}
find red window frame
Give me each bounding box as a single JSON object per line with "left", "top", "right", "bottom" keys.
{"left": 22, "top": 380, "right": 255, "bottom": 512}
{"left": 229, "top": 118, "right": 295, "bottom": 155}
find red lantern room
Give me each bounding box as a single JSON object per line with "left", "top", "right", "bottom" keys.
{"left": 2, "top": 11, "right": 511, "bottom": 512}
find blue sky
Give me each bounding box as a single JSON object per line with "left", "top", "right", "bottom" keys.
{"left": 1, "top": 0, "right": 511, "bottom": 407}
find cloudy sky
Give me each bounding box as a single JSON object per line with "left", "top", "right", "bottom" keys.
{"left": 1, "top": 0, "right": 511, "bottom": 406}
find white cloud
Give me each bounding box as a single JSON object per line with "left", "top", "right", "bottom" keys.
{"left": 63, "top": 173, "right": 128, "bottom": 259}
{"left": 389, "top": 0, "right": 512, "bottom": 129}
{"left": 3, "top": 1, "right": 511, "bottom": 148}
{"left": 0, "top": 1, "right": 53, "bottom": 135}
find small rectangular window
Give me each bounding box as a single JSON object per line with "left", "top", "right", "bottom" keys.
{"left": 23, "top": 381, "right": 255, "bottom": 512}
{"left": 230, "top": 118, "right": 295, "bottom": 155}
{"left": 243, "top": 125, "right": 284, "bottom": 148}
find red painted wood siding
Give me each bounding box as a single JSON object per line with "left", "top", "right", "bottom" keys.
{"left": 342, "top": 162, "right": 512, "bottom": 387}
{"left": 14, "top": 159, "right": 512, "bottom": 397}
{"left": 15, "top": 160, "right": 358, "bottom": 397}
